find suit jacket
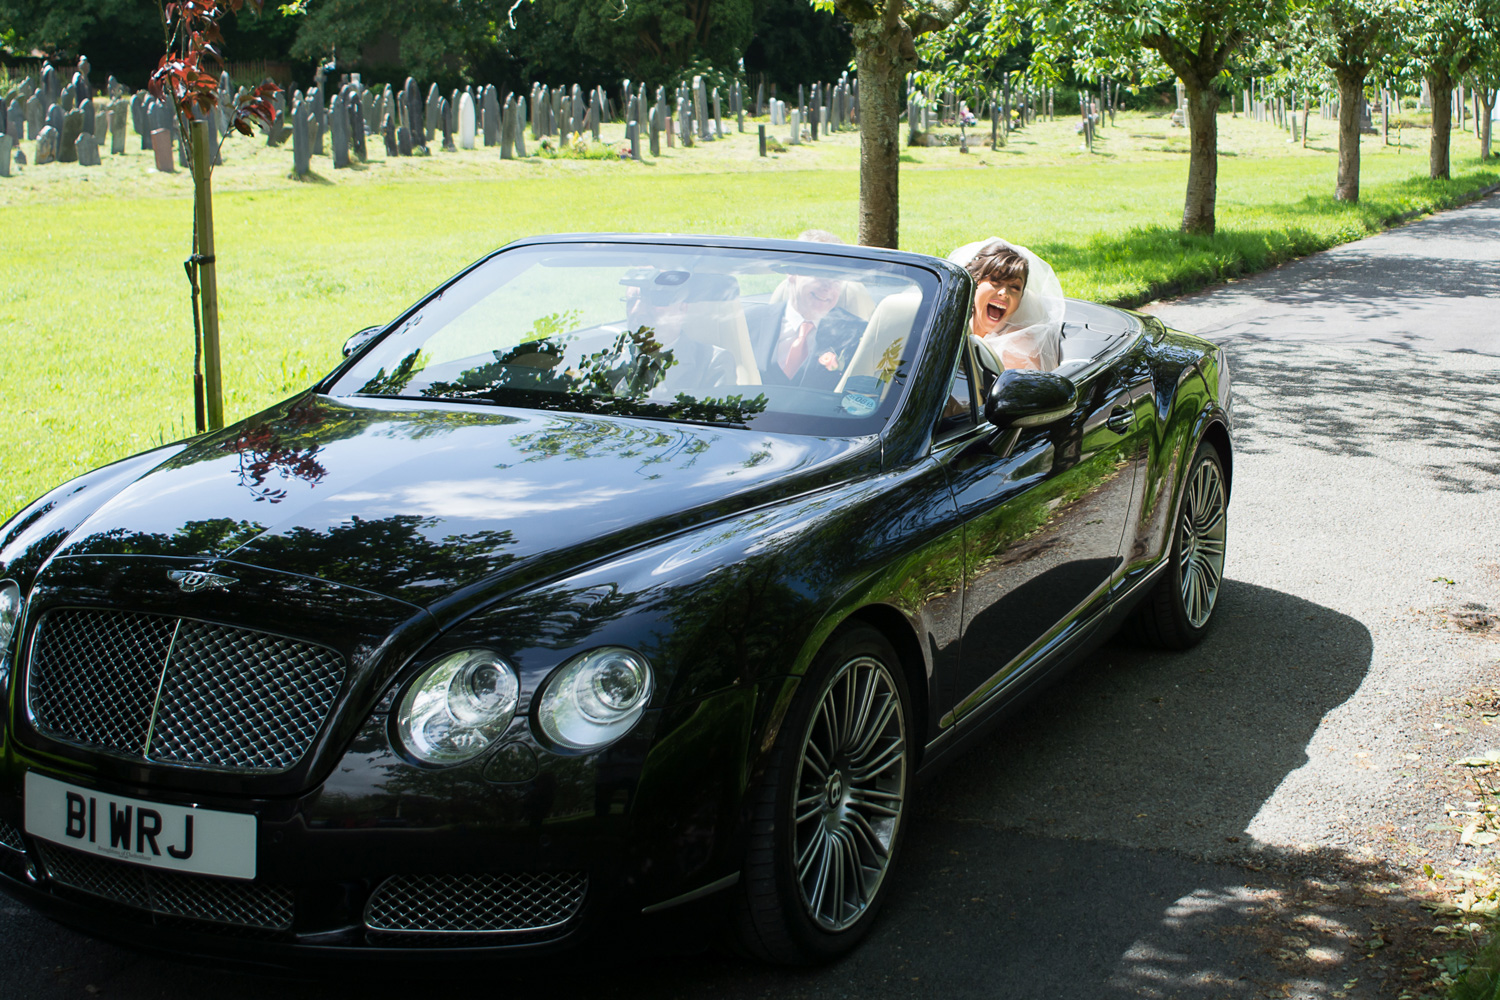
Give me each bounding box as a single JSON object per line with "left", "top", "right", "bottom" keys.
{"left": 744, "top": 302, "right": 867, "bottom": 392}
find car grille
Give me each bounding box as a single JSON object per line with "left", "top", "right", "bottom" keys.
{"left": 364, "top": 872, "right": 587, "bottom": 935}
{"left": 35, "top": 841, "right": 294, "bottom": 931}
{"left": 0, "top": 817, "right": 23, "bottom": 852}
{"left": 27, "top": 609, "right": 345, "bottom": 772}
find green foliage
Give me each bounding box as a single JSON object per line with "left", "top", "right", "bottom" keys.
{"left": 289, "top": 0, "right": 503, "bottom": 84}
{"left": 500, "top": 0, "right": 757, "bottom": 90}
{"left": 0, "top": 0, "right": 162, "bottom": 87}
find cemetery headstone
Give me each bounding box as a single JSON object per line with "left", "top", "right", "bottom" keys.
{"left": 150, "top": 128, "right": 174, "bottom": 171}
{"left": 45, "top": 104, "right": 63, "bottom": 137}
{"left": 458, "top": 91, "right": 476, "bottom": 149}
{"left": 26, "top": 94, "right": 42, "bottom": 139}
{"left": 790, "top": 108, "right": 801, "bottom": 144}
{"left": 500, "top": 97, "right": 515, "bottom": 159}
{"left": 482, "top": 85, "right": 499, "bottom": 146}
{"left": 292, "top": 96, "right": 311, "bottom": 175}
{"left": 426, "top": 83, "right": 441, "bottom": 141}
{"left": 59, "top": 108, "right": 83, "bottom": 162}
{"left": 396, "top": 124, "right": 412, "bottom": 156}
{"left": 36, "top": 126, "right": 59, "bottom": 164}
{"left": 0, "top": 134, "right": 11, "bottom": 177}
{"left": 439, "top": 98, "right": 455, "bottom": 151}
{"left": 60, "top": 83, "right": 76, "bottom": 114}
{"left": 403, "top": 78, "right": 423, "bottom": 150}
{"left": 348, "top": 91, "right": 367, "bottom": 161}
{"left": 91, "top": 100, "right": 108, "bottom": 145}
{"left": 629, "top": 120, "right": 641, "bottom": 160}
{"left": 75, "top": 132, "right": 100, "bottom": 166}
{"left": 131, "top": 92, "right": 148, "bottom": 148}
{"left": 758, "top": 124, "right": 766, "bottom": 157}
{"left": 383, "top": 112, "right": 398, "bottom": 156}
{"left": 330, "top": 94, "right": 350, "bottom": 168}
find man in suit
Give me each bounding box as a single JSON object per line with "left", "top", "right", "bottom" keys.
{"left": 745, "top": 269, "right": 867, "bottom": 391}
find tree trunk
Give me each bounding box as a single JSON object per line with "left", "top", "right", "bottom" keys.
{"left": 1181, "top": 82, "right": 1219, "bottom": 235}
{"left": 1334, "top": 68, "right": 1364, "bottom": 202}
{"left": 1428, "top": 69, "right": 1453, "bottom": 180}
{"left": 1482, "top": 89, "right": 1495, "bottom": 161}
{"left": 850, "top": 10, "right": 913, "bottom": 248}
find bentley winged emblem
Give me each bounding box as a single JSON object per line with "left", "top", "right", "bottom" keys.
{"left": 167, "top": 569, "right": 237, "bottom": 594}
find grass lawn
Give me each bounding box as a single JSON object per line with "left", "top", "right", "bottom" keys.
{"left": 1, "top": 109, "right": 1496, "bottom": 520}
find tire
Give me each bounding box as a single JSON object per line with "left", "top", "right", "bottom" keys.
{"left": 1130, "top": 439, "right": 1228, "bottom": 650}
{"left": 733, "top": 624, "right": 912, "bottom": 964}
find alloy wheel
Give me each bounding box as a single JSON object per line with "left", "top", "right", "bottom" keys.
{"left": 791, "top": 655, "right": 907, "bottom": 933}
{"left": 1177, "top": 456, "right": 1227, "bottom": 628}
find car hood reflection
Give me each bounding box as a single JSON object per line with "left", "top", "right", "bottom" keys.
{"left": 53, "top": 394, "right": 874, "bottom": 619}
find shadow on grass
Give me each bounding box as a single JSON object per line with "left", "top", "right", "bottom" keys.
{"left": 1043, "top": 169, "right": 1500, "bottom": 308}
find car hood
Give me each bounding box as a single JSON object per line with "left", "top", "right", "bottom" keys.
{"left": 49, "top": 393, "right": 877, "bottom": 622}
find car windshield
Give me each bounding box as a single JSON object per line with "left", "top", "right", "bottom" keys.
{"left": 330, "top": 242, "right": 939, "bottom": 436}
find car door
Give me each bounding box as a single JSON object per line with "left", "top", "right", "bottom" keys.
{"left": 937, "top": 336, "right": 1148, "bottom": 724}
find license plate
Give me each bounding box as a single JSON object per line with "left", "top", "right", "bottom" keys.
{"left": 24, "top": 773, "right": 256, "bottom": 880}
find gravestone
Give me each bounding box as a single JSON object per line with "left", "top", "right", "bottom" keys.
{"left": 628, "top": 119, "right": 640, "bottom": 160}
{"left": 790, "top": 108, "right": 801, "bottom": 144}
{"left": 109, "top": 101, "right": 128, "bottom": 156}
{"left": 60, "top": 83, "right": 76, "bottom": 113}
{"left": 75, "top": 132, "right": 100, "bottom": 166}
{"left": 403, "top": 78, "right": 422, "bottom": 150}
{"left": 26, "top": 94, "right": 42, "bottom": 139}
{"left": 45, "top": 104, "right": 63, "bottom": 137}
{"left": 439, "top": 98, "right": 455, "bottom": 151}
{"left": 312, "top": 88, "right": 327, "bottom": 155}
{"left": 35, "top": 126, "right": 59, "bottom": 164}
{"left": 267, "top": 91, "right": 286, "bottom": 146}
{"left": 590, "top": 88, "right": 603, "bottom": 141}
{"left": 755, "top": 80, "right": 765, "bottom": 117}
{"left": 514, "top": 101, "right": 527, "bottom": 156}
{"left": 735, "top": 82, "right": 744, "bottom": 132}
{"left": 59, "top": 108, "right": 83, "bottom": 162}
{"left": 330, "top": 94, "right": 350, "bottom": 167}
{"left": 426, "top": 83, "right": 441, "bottom": 141}
{"left": 396, "top": 124, "right": 412, "bottom": 156}
{"left": 292, "top": 96, "right": 311, "bottom": 175}
{"left": 131, "top": 92, "right": 148, "bottom": 148}
{"left": 0, "top": 134, "right": 11, "bottom": 177}
{"left": 92, "top": 100, "right": 108, "bottom": 145}
{"left": 500, "top": 97, "right": 515, "bottom": 159}
{"left": 348, "top": 91, "right": 367, "bottom": 161}
{"left": 150, "top": 128, "right": 173, "bottom": 171}
{"left": 383, "top": 111, "right": 398, "bottom": 156}
{"left": 41, "top": 64, "right": 59, "bottom": 106}
{"left": 482, "top": 86, "right": 499, "bottom": 146}
{"left": 458, "top": 91, "right": 476, "bottom": 149}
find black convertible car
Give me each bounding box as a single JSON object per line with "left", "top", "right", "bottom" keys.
{"left": 0, "top": 234, "right": 1231, "bottom": 966}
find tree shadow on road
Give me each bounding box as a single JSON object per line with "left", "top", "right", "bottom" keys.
{"left": 1222, "top": 335, "right": 1500, "bottom": 494}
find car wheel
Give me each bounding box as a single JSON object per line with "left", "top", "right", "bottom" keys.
{"left": 734, "top": 623, "right": 912, "bottom": 964}
{"left": 1131, "top": 439, "right": 1228, "bottom": 649}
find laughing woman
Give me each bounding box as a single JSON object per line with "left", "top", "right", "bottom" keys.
{"left": 948, "top": 238, "right": 1066, "bottom": 371}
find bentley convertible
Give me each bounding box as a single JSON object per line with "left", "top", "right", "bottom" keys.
{"left": 0, "top": 234, "right": 1231, "bottom": 966}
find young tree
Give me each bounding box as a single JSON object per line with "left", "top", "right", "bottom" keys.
{"left": 151, "top": 0, "right": 278, "bottom": 430}
{"left": 815, "top": 0, "right": 975, "bottom": 248}
{"left": 1405, "top": 0, "right": 1500, "bottom": 178}
{"left": 1030, "top": 0, "right": 1289, "bottom": 234}
{"left": 1296, "top": 1, "right": 1395, "bottom": 201}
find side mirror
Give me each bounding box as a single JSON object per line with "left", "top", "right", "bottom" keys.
{"left": 342, "top": 325, "right": 384, "bottom": 358}
{"left": 984, "top": 369, "right": 1079, "bottom": 430}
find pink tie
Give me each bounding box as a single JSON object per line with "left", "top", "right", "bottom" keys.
{"left": 782, "top": 321, "right": 813, "bottom": 378}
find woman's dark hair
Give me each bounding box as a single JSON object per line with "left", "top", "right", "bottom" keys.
{"left": 966, "top": 245, "right": 1029, "bottom": 289}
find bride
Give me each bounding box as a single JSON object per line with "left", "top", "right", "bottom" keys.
{"left": 947, "top": 238, "right": 1065, "bottom": 372}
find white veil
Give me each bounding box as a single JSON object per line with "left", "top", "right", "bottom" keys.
{"left": 947, "top": 237, "right": 1066, "bottom": 371}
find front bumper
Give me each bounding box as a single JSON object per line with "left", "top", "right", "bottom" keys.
{"left": 0, "top": 680, "right": 773, "bottom": 967}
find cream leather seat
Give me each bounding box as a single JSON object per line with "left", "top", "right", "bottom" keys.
{"left": 769, "top": 278, "right": 875, "bottom": 321}
{"left": 835, "top": 289, "right": 922, "bottom": 398}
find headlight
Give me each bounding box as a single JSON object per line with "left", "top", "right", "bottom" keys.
{"left": 395, "top": 649, "right": 519, "bottom": 765}
{"left": 536, "top": 647, "right": 653, "bottom": 750}
{"left": 0, "top": 580, "right": 20, "bottom": 690}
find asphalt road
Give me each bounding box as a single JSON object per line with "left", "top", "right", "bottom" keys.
{"left": 4, "top": 196, "right": 1500, "bottom": 999}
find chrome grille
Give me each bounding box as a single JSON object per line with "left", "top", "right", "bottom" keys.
{"left": 27, "top": 609, "right": 345, "bottom": 772}
{"left": 149, "top": 621, "right": 344, "bottom": 770}
{"left": 0, "top": 817, "right": 23, "bottom": 851}
{"left": 365, "top": 872, "right": 587, "bottom": 934}
{"left": 36, "top": 841, "right": 293, "bottom": 930}
{"left": 29, "top": 610, "right": 175, "bottom": 755}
